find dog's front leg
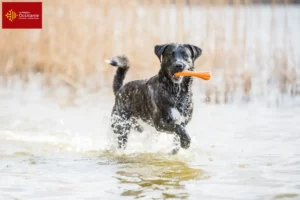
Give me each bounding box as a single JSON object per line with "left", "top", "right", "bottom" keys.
{"left": 153, "top": 116, "right": 191, "bottom": 149}
{"left": 174, "top": 124, "right": 191, "bottom": 149}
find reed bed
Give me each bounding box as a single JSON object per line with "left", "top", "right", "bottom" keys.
{"left": 0, "top": 0, "right": 299, "bottom": 103}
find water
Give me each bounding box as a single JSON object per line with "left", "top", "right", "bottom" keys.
{"left": 0, "top": 78, "right": 300, "bottom": 200}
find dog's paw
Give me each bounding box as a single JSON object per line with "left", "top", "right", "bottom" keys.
{"left": 180, "top": 133, "right": 191, "bottom": 149}
{"left": 170, "top": 146, "right": 180, "bottom": 155}
{"left": 133, "top": 124, "right": 144, "bottom": 133}
{"left": 135, "top": 125, "right": 144, "bottom": 133}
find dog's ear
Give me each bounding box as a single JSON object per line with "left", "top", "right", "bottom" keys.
{"left": 154, "top": 44, "right": 168, "bottom": 62}
{"left": 185, "top": 44, "right": 202, "bottom": 61}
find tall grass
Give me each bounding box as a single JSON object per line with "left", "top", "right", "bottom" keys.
{"left": 0, "top": 0, "right": 299, "bottom": 103}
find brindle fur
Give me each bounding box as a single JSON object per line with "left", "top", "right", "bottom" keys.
{"left": 107, "top": 43, "right": 202, "bottom": 152}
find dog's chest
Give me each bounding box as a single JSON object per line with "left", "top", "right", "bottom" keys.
{"left": 169, "top": 98, "right": 193, "bottom": 125}
{"left": 170, "top": 107, "right": 185, "bottom": 124}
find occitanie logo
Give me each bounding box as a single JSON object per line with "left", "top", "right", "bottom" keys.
{"left": 5, "top": 9, "right": 18, "bottom": 22}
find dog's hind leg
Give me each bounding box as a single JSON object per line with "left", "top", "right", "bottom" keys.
{"left": 111, "top": 112, "right": 132, "bottom": 149}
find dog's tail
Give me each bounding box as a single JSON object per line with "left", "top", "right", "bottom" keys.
{"left": 105, "top": 55, "right": 130, "bottom": 95}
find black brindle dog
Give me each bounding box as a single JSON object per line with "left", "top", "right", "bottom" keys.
{"left": 107, "top": 43, "right": 202, "bottom": 152}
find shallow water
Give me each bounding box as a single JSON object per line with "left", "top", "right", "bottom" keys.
{"left": 0, "top": 82, "right": 300, "bottom": 200}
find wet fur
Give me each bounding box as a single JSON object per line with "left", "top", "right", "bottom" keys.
{"left": 108, "top": 43, "right": 202, "bottom": 152}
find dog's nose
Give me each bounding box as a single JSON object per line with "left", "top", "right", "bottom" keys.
{"left": 175, "top": 63, "right": 184, "bottom": 70}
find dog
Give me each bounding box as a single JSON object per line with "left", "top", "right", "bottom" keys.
{"left": 106, "top": 43, "right": 202, "bottom": 152}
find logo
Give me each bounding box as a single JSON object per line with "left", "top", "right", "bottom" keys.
{"left": 2, "top": 2, "right": 42, "bottom": 29}
{"left": 5, "top": 9, "right": 18, "bottom": 22}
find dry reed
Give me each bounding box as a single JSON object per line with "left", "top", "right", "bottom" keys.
{"left": 0, "top": 0, "right": 299, "bottom": 103}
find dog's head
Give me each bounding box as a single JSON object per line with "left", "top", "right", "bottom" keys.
{"left": 155, "top": 43, "right": 202, "bottom": 83}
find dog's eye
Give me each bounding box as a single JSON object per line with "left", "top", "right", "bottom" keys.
{"left": 165, "top": 53, "right": 172, "bottom": 57}
{"left": 183, "top": 54, "right": 189, "bottom": 60}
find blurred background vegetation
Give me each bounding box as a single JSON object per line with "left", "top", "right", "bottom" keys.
{"left": 0, "top": 0, "right": 299, "bottom": 104}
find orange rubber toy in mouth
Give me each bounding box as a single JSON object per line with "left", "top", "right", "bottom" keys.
{"left": 174, "top": 71, "right": 211, "bottom": 80}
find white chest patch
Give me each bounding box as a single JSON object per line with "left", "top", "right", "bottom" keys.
{"left": 170, "top": 108, "right": 184, "bottom": 124}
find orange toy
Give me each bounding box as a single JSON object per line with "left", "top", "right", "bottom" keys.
{"left": 174, "top": 71, "right": 211, "bottom": 80}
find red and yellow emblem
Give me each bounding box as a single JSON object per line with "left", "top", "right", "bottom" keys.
{"left": 5, "top": 9, "right": 18, "bottom": 22}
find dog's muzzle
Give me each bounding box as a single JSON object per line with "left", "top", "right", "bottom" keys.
{"left": 171, "top": 63, "right": 188, "bottom": 83}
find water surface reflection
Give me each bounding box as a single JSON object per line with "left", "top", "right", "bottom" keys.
{"left": 99, "top": 152, "right": 208, "bottom": 199}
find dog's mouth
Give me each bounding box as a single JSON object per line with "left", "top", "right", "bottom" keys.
{"left": 171, "top": 74, "right": 183, "bottom": 83}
